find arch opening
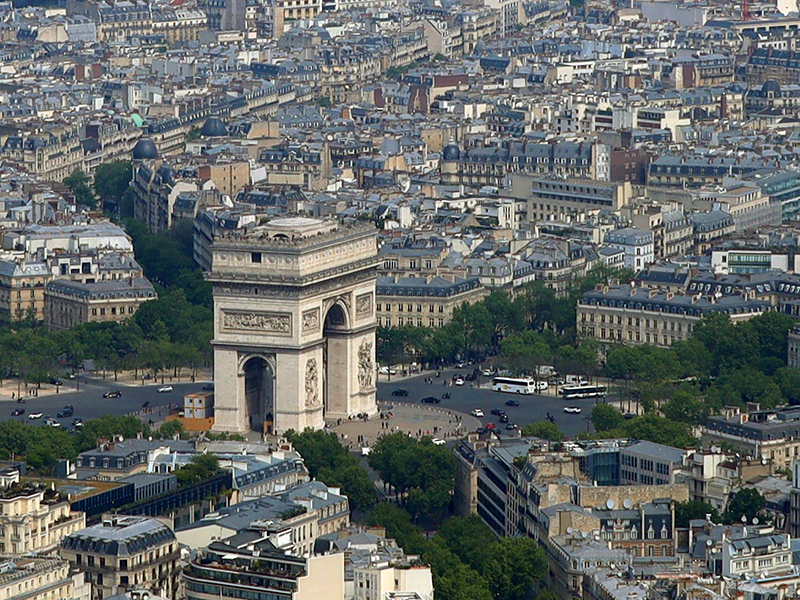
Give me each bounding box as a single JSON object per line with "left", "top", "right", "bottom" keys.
{"left": 243, "top": 356, "right": 274, "bottom": 433}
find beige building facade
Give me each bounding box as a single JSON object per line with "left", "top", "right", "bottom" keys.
{"left": 0, "top": 557, "right": 89, "bottom": 600}
{"left": 209, "top": 218, "right": 379, "bottom": 434}
{"left": 0, "top": 481, "right": 86, "bottom": 555}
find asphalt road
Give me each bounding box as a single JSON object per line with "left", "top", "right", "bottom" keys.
{"left": 0, "top": 376, "right": 208, "bottom": 430}
{"left": 377, "top": 369, "right": 598, "bottom": 439}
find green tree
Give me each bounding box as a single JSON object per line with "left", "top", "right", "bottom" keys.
{"left": 437, "top": 515, "right": 497, "bottom": 572}
{"left": 365, "top": 503, "right": 424, "bottom": 551}
{"left": 661, "top": 390, "right": 710, "bottom": 426}
{"left": 675, "top": 500, "right": 719, "bottom": 527}
{"left": 435, "top": 563, "right": 493, "bottom": 600}
{"left": 481, "top": 537, "right": 546, "bottom": 600}
{"left": 175, "top": 453, "right": 220, "bottom": 485}
{"left": 723, "top": 488, "right": 766, "bottom": 524}
{"left": 64, "top": 169, "right": 96, "bottom": 208}
{"left": 591, "top": 404, "right": 625, "bottom": 432}
{"left": 76, "top": 415, "right": 150, "bottom": 452}
{"left": 521, "top": 421, "right": 564, "bottom": 441}
{"left": 93, "top": 160, "right": 132, "bottom": 208}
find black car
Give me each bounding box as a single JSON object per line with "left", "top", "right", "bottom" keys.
{"left": 10, "top": 408, "right": 23, "bottom": 416}
{"left": 71, "top": 418, "right": 84, "bottom": 427}
{"left": 465, "top": 372, "right": 478, "bottom": 381}
{"left": 505, "top": 423, "right": 517, "bottom": 430}
{"left": 57, "top": 406, "right": 73, "bottom": 418}
{"left": 499, "top": 414, "right": 509, "bottom": 423}
{"left": 103, "top": 390, "right": 122, "bottom": 399}
{"left": 490, "top": 408, "right": 504, "bottom": 416}
{"left": 505, "top": 399, "right": 520, "bottom": 407}
{"left": 391, "top": 389, "right": 409, "bottom": 397}
{"left": 421, "top": 396, "right": 441, "bottom": 404}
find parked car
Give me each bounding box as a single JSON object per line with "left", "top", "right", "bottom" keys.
{"left": 157, "top": 385, "right": 174, "bottom": 393}
{"left": 465, "top": 373, "right": 478, "bottom": 382}
{"left": 27, "top": 412, "right": 43, "bottom": 420}
{"left": 505, "top": 399, "right": 520, "bottom": 407}
{"left": 71, "top": 418, "right": 84, "bottom": 427}
{"left": 103, "top": 390, "right": 122, "bottom": 399}
{"left": 44, "top": 418, "right": 61, "bottom": 428}
{"left": 11, "top": 408, "right": 24, "bottom": 416}
{"left": 391, "top": 389, "right": 409, "bottom": 397}
{"left": 378, "top": 366, "right": 397, "bottom": 375}
{"left": 471, "top": 409, "right": 484, "bottom": 417}
{"left": 534, "top": 381, "right": 548, "bottom": 392}
{"left": 563, "top": 406, "right": 582, "bottom": 414}
{"left": 49, "top": 378, "right": 64, "bottom": 386}
{"left": 421, "top": 396, "right": 441, "bottom": 404}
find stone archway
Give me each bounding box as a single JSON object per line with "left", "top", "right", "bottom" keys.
{"left": 323, "top": 303, "right": 350, "bottom": 417}
{"left": 242, "top": 356, "right": 274, "bottom": 433}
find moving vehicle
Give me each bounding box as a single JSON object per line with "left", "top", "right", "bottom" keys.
{"left": 490, "top": 408, "right": 505, "bottom": 416}
{"left": 505, "top": 399, "right": 520, "bottom": 407}
{"left": 492, "top": 377, "right": 537, "bottom": 395}
{"left": 560, "top": 384, "right": 607, "bottom": 399}
{"left": 485, "top": 423, "right": 496, "bottom": 430}
{"left": 499, "top": 414, "right": 509, "bottom": 423}
{"left": 454, "top": 377, "right": 465, "bottom": 386}
{"left": 157, "top": 385, "right": 174, "bottom": 393}
{"left": 506, "top": 423, "right": 518, "bottom": 430}
{"left": 57, "top": 408, "right": 73, "bottom": 418}
{"left": 28, "top": 412, "right": 43, "bottom": 420}
{"left": 471, "top": 409, "right": 484, "bottom": 417}
{"left": 564, "top": 374, "right": 588, "bottom": 385}
{"left": 563, "top": 406, "right": 582, "bottom": 414}
{"left": 11, "top": 409, "right": 24, "bottom": 416}
{"left": 71, "top": 418, "right": 84, "bottom": 428}
{"left": 45, "top": 418, "right": 61, "bottom": 427}
{"left": 391, "top": 389, "right": 409, "bottom": 397}
{"left": 421, "top": 396, "right": 441, "bottom": 404}
{"left": 103, "top": 390, "right": 122, "bottom": 399}
{"left": 431, "top": 438, "right": 446, "bottom": 446}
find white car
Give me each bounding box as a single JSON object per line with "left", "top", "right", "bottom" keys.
{"left": 431, "top": 438, "right": 446, "bottom": 446}
{"left": 454, "top": 377, "right": 465, "bottom": 386}
{"left": 157, "top": 385, "right": 174, "bottom": 393}
{"left": 471, "top": 409, "right": 484, "bottom": 418}
{"left": 563, "top": 406, "right": 582, "bottom": 414}
{"left": 534, "top": 381, "right": 549, "bottom": 391}
{"left": 45, "top": 419, "right": 61, "bottom": 428}
{"left": 378, "top": 366, "right": 398, "bottom": 375}
{"left": 28, "top": 412, "right": 43, "bottom": 420}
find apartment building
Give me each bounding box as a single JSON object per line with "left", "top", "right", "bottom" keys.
{"left": 60, "top": 515, "right": 181, "bottom": 600}
{"left": 702, "top": 405, "right": 800, "bottom": 469}
{"left": 0, "top": 476, "right": 86, "bottom": 555}
{"left": 603, "top": 227, "right": 654, "bottom": 271}
{"left": 376, "top": 275, "right": 488, "bottom": 328}
{"left": 0, "top": 122, "right": 84, "bottom": 182}
{"left": 722, "top": 530, "right": 793, "bottom": 579}
{"left": 789, "top": 326, "right": 800, "bottom": 369}
{"left": 443, "top": 141, "right": 610, "bottom": 188}
{"left": 44, "top": 278, "right": 157, "bottom": 330}
{"left": 0, "top": 557, "right": 89, "bottom": 600}
{"left": 184, "top": 537, "right": 344, "bottom": 600}
{"left": 511, "top": 176, "right": 633, "bottom": 224}
{"left": 577, "top": 283, "right": 772, "bottom": 349}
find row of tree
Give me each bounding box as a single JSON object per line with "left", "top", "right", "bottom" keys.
{"left": 64, "top": 161, "right": 133, "bottom": 213}
{"left": 377, "top": 264, "right": 634, "bottom": 368}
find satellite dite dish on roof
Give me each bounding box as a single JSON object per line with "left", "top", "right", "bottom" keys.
{"left": 567, "top": 527, "right": 574, "bottom": 535}
{"left": 606, "top": 499, "right": 615, "bottom": 509}
{"left": 706, "top": 539, "right": 714, "bottom": 547}
{"left": 623, "top": 499, "right": 633, "bottom": 509}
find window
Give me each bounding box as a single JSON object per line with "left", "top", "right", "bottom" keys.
{"left": 251, "top": 252, "right": 262, "bottom": 263}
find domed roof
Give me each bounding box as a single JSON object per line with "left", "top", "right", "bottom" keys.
{"left": 132, "top": 137, "right": 158, "bottom": 160}
{"left": 443, "top": 143, "right": 460, "bottom": 161}
{"left": 200, "top": 117, "right": 228, "bottom": 137}
{"left": 762, "top": 80, "right": 781, "bottom": 95}
{"left": 730, "top": 83, "right": 744, "bottom": 94}
{"left": 157, "top": 163, "right": 175, "bottom": 185}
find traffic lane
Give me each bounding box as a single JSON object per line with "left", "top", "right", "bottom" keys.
{"left": 377, "top": 377, "right": 596, "bottom": 438}
{"left": 2, "top": 382, "right": 206, "bottom": 428}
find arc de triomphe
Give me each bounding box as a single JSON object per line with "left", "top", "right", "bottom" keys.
{"left": 207, "top": 217, "right": 379, "bottom": 434}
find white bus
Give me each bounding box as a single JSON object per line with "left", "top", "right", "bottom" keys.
{"left": 492, "top": 377, "right": 537, "bottom": 394}
{"left": 560, "top": 384, "right": 607, "bottom": 399}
